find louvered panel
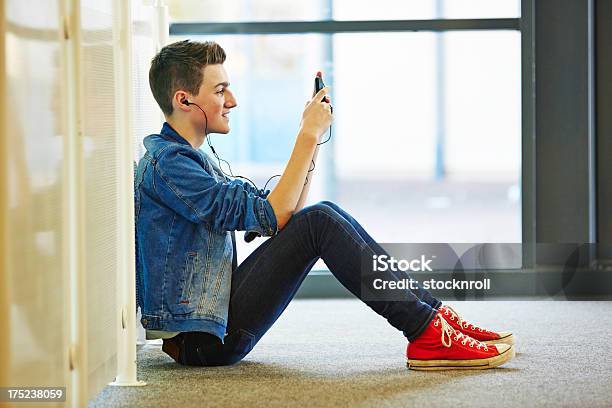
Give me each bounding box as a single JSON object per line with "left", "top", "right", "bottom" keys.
{"left": 80, "top": 0, "right": 118, "bottom": 399}
{"left": 4, "top": 0, "right": 69, "bottom": 402}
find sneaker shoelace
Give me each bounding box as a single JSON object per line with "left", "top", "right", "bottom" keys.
{"left": 443, "top": 305, "right": 492, "bottom": 334}
{"left": 435, "top": 314, "right": 489, "bottom": 351}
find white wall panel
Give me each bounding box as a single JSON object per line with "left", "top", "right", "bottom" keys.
{"left": 79, "top": 0, "right": 119, "bottom": 399}
{"left": 3, "top": 0, "right": 69, "bottom": 404}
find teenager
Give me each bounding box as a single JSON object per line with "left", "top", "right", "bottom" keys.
{"left": 135, "top": 40, "right": 514, "bottom": 370}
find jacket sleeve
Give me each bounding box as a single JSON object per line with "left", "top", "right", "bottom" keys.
{"left": 205, "top": 152, "right": 272, "bottom": 199}
{"left": 239, "top": 180, "right": 272, "bottom": 199}
{"left": 152, "top": 146, "right": 277, "bottom": 236}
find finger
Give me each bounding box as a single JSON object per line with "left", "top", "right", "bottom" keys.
{"left": 313, "top": 86, "right": 329, "bottom": 101}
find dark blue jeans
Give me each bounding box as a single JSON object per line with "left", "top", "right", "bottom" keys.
{"left": 174, "top": 201, "right": 440, "bottom": 366}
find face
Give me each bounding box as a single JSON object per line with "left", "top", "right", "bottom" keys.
{"left": 190, "top": 64, "right": 237, "bottom": 134}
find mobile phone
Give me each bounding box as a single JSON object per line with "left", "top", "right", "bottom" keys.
{"left": 314, "top": 71, "right": 326, "bottom": 101}
{"left": 315, "top": 72, "right": 332, "bottom": 113}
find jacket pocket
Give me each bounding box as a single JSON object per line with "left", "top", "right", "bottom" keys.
{"left": 198, "top": 233, "right": 233, "bottom": 318}
{"left": 168, "top": 251, "right": 200, "bottom": 315}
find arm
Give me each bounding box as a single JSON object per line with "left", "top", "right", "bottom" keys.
{"left": 266, "top": 87, "right": 332, "bottom": 230}
{"left": 266, "top": 133, "right": 318, "bottom": 230}
{"left": 294, "top": 144, "right": 320, "bottom": 213}
{"left": 153, "top": 146, "right": 277, "bottom": 236}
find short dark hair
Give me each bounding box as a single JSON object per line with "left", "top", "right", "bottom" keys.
{"left": 149, "top": 40, "right": 226, "bottom": 116}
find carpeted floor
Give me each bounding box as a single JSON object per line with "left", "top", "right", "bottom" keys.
{"left": 90, "top": 300, "right": 612, "bottom": 408}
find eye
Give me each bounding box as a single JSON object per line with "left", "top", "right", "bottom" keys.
{"left": 216, "top": 89, "right": 225, "bottom": 95}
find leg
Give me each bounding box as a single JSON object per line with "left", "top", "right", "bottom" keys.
{"left": 174, "top": 202, "right": 437, "bottom": 366}
{"left": 317, "top": 200, "right": 442, "bottom": 310}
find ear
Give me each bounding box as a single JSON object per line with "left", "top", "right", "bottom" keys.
{"left": 173, "top": 90, "right": 191, "bottom": 112}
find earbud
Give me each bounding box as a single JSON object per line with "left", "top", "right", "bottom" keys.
{"left": 181, "top": 99, "right": 190, "bottom": 106}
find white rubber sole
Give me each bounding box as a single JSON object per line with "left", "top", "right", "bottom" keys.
{"left": 483, "top": 333, "right": 515, "bottom": 346}
{"left": 407, "top": 345, "right": 515, "bottom": 371}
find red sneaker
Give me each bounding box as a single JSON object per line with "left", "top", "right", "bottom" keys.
{"left": 407, "top": 313, "right": 514, "bottom": 371}
{"left": 439, "top": 305, "right": 514, "bottom": 346}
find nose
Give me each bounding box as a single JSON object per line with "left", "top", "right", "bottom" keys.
{"left": 225, "top": 89, "right": 237, "bottom": 109}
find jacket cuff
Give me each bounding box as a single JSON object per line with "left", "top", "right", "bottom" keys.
{"left": 250, "top": 198, "right": 277, "bottom": 237}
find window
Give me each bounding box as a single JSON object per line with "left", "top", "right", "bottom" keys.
{"left": 167, "top": 1, "right": 521, "bottom": 265}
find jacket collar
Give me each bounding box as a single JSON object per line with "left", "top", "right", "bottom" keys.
{"left": 160, "top": 122, "right": 191, "bottom": 146}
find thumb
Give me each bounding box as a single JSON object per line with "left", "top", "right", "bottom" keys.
{"left": 312, "top": 86, "right": 329, "bottom": 102}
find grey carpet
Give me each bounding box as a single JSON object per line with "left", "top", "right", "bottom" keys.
{"left": 89, "top": 300, "right": 612, "bottom": 408}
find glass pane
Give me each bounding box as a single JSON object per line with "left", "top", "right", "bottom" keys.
{"left": 333, "top": 32, "right": 521, "bottom": 244}
{"left": 172, "top": 31, "right": 521, "bottom": 264}
{"left": 444, "top": 31, "right": 521, "bottom": 178}
{"left": 165, "top": 0, "right": 328, "bottom": 23}
{"left": 442, "top": 0, "right": 520, "bottom": 19}
{"left": 166, "top": 0, "right": 519, "bottom": 22}
{"left": 333, "top": 0, "right": 520, "bottom": 20}
{"left": 334, "top": 0, "right": 437, "bottom": 20}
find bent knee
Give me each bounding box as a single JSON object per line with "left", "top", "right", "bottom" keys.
{"left": 319, "top": 200, "right": 340, "bottom": 211}
{"left": 296, "top": 201, "right": 341, "bottom": 219}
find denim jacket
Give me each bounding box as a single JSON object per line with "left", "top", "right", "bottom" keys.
{"left": 135, "top": 123, "right": 278, "bottom": 340}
